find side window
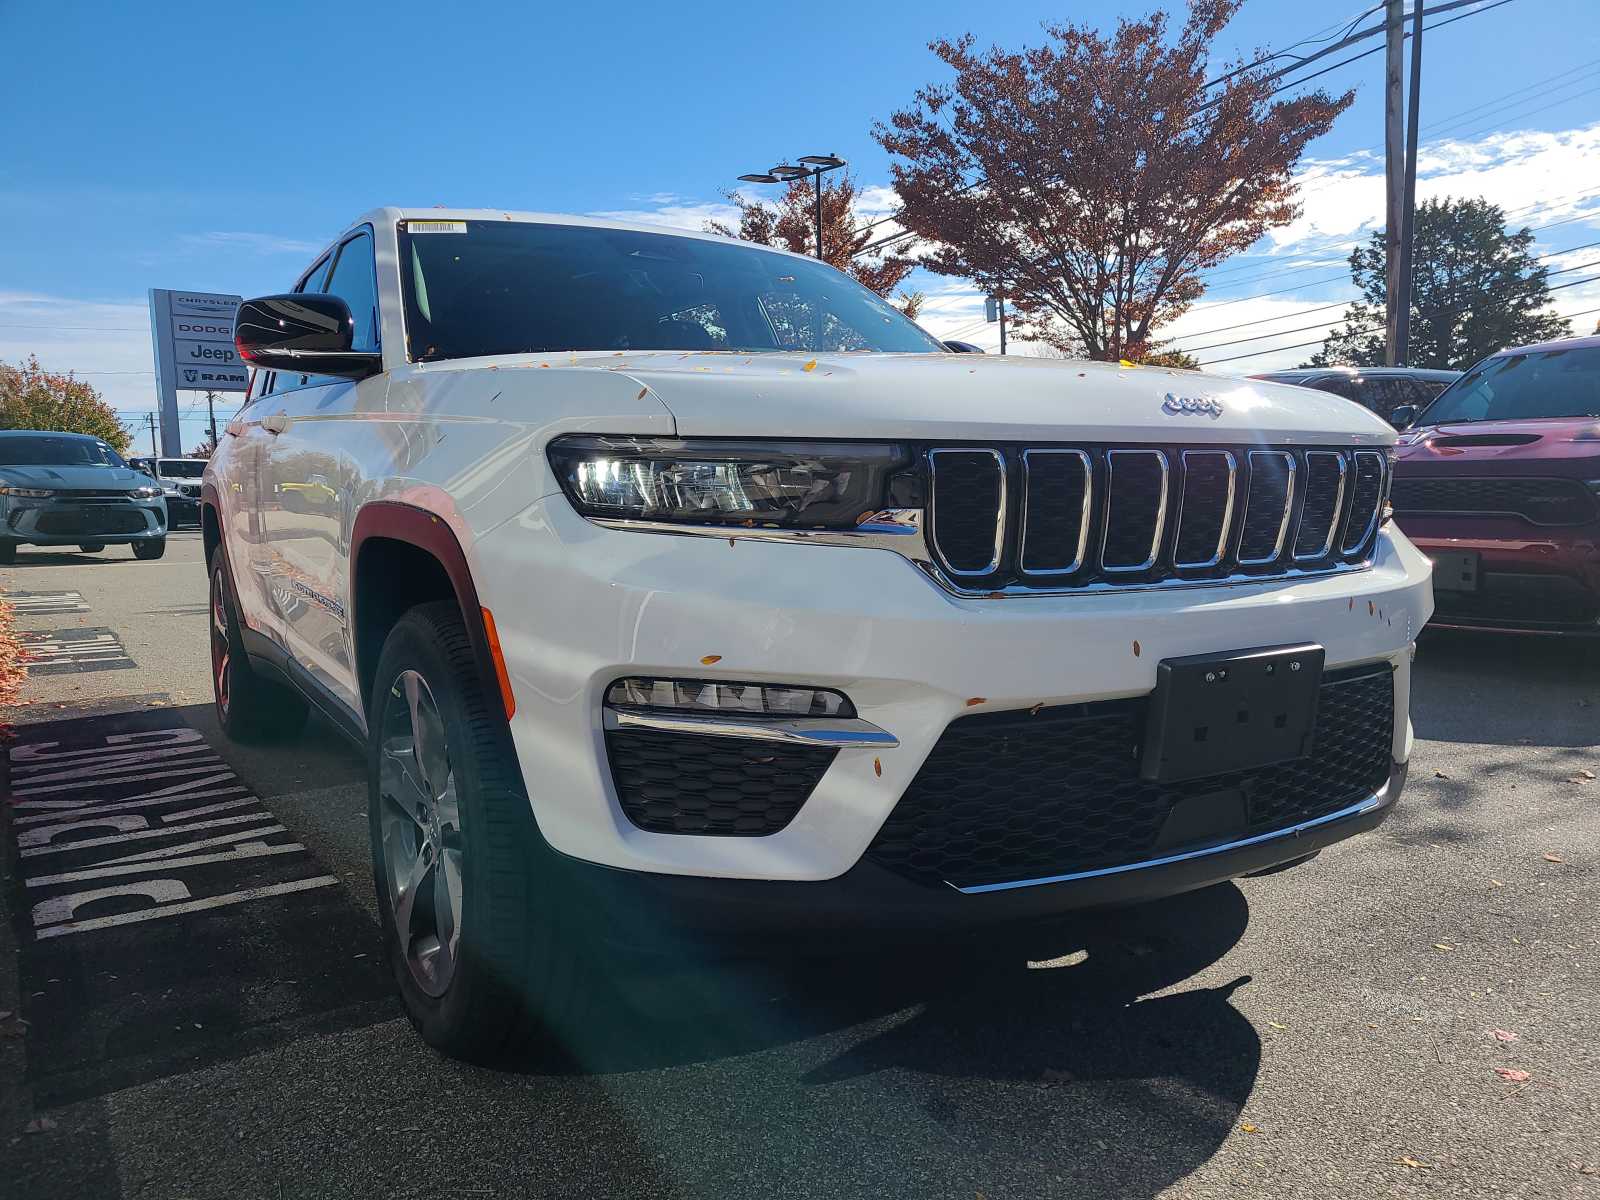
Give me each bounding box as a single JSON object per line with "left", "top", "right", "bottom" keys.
{"left": 1313, "top": 375, "right": 1363, "bottom": 403}
{"left": 269, "top": 253, "right": 334, "bottom": 395}
{"left": 322, "top": 232, "right": 380, "bottom": 353}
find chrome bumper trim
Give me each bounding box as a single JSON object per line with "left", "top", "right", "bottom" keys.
{"left": 603, "top": 706, "right": 899, "bottom": 748}
{"left": 950, "top": 782, "right": 1391, "bottom": 895}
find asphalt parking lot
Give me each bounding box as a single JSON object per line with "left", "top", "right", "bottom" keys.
{"left": 2, "top": 534, "right": 1597, "bottom": 1199}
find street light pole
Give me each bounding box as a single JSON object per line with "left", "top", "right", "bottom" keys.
{"left": 737, "top": 153, "right": 847, "bottom": 261}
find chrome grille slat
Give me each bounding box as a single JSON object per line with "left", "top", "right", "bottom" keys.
{"left": 1101, "top": 450, "right": 1169, "bottom": 573}
{"left": 1292, "top": 451, "right": 1348, "bottom": 561}
{"left": 1342, "top": 450, "right": 1387, "bottom": 554}
{"left": 1238, "top": 451, "right": 1297, "bottom": 565}
{"left": 1020, "top": 449, "right": 1091, "bottom": 575}
{"left": 1173, "top": 450, "right": 1237, "bottom": 569}
{"left": 927, "top": 448, "right": 1007, "bottom": 576}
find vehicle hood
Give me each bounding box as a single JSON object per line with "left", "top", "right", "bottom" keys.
{"left": 0, "top": 465, "right": 151, "bottom": 492}
{"left": 1395, "top": 417, "right": 1600, "bottom": 477}
{"left": 450, "top": 351, "right": 1396, "bottom": 446}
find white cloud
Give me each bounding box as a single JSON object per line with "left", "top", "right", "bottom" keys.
{"left": 587, "top": 194, "right": 741, "bottom": 233}
{"left": 178, "top": 230, "right": 324, "bottom": 256}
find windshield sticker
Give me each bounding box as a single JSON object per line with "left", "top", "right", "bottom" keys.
{"left": 406, "top": 220, "right": 467, "bottom": 234}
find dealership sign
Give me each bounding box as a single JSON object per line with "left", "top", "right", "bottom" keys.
{"left": 148, "top": 288, "right": 247, "bottom": 455}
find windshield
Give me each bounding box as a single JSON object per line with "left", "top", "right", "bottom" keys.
{"left": 1422, "top": 345, "right": 1600, "bottom": 424}
{"left": 158, "top": 459, "right": 206, "bottom": 478}
{"left": 0, "top": 435, "right": 126, "bottom": 467}
{"left": 398, "top": 219, "right": 943, "bottom": 361}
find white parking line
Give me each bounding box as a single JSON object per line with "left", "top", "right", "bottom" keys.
{"left": 34, "top": 875, "right": 341, "bottom": 938}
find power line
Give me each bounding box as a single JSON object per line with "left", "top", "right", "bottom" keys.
{"left": 1198, "top": 291, "right": 1600, "bottom": 367}
{"left": 1171, "top": 239, "right": 1600, "bottom": 349}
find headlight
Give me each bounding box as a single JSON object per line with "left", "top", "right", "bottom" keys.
{"left": 547, "top": 436, "right": 912, "bottom": 527}
{"left": 131, "top": 485, "right": 162, "bottom": 498}
{"left": 0, "top": 486, "right": 56, "bottom": 498}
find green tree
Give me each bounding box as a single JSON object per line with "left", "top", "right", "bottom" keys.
{"left": 0, "top": 355, "right": 130, "bottom": 453}
{"left": 1306, "top": 198, "right": 1571, "bottom": 370}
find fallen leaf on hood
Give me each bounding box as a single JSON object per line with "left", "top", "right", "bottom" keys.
{"left": 1494, "top": 1067, "right": 1531, "bottom": 1083}
{"left": 802, "top": 359, "right": 818, "bottom": 372}
{"left": 1132, "top": 640, "right": 1141, "bottom": 657}
{"left": 1490, "top": 1029, "right": 1518, "bottom": 1043}
{"left": 1029, "top": 702, "right": 1044, "bottom": 716}
{"left": 965, "top": 697, "right": 987, "bottom": 707}
{"left": 1544, "top": 852, "right": 1565, "bottom": 864}
{"left": 636, "top": 387, "right": 648, "bottom": 400}
{"left": 873, "top": 757, "right": 882, "bottom": 778}
{"left": 700, "top": 655, "right": 722, "bottom": 665}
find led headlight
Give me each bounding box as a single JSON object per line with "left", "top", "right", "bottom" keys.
{"left": 131, "top": 485, "right": 162, "bottom": 498}
{"left": 1381, "top": 447, "right": 1397, "bottom": 525}
{"left": 548, "top": 435, "right": 911, "bottom": 527}
{"left": 0, "top": 486, "right": 56, "bottom": 498}
{"left": 606, "top": 677, "right": 854, "bottom": 718}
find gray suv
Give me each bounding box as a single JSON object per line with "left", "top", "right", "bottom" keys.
{"left": 1252, "top": 367, "right": 1459, "bottom": 426}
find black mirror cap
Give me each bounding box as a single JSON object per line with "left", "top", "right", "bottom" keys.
{"left": 943, "top": 339, "right": 985, "bottom": 354}
{"left": 234, "top": 293, "right": 381, "bottom": 380}
{"left": 1389, "top": 403, "right": 1419, "bottom": 429}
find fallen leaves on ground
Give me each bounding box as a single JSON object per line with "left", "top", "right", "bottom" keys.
{"left": 1493, "top": 1067, "right": 1531, "bottom": 1083}
{"left": 1434, "top": 770, "right": 1449, "bottom": 779}
{"left": 1489, "top": 1029, "right": 1519, "bottom": 1043}
{"left": 1489, "top": 878, "right": 1504, "bottom": 887}
{"left": 1434, "top": 943, "right": 1455, "bottom": 951}
{"left": 23, "top": 1117, "right": 58, "bottom": 1134}
{"left": 1544, "top": 852, "right": 1566, "bottom": 864}
{"left": 1397, "top": 1156, "right": 1430, "bottom": 1170}
{"left": 1239, "top": 1123, "right": 1260, "bottom": 1134}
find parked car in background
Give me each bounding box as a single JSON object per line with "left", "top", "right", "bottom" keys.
{"left": 0, "top": 430, "right": 168, "bottom": 563}
{"left": 204, "top": 207, "right": 1432, "bottom": 1061}
{"left": 1391, "top": 335, "right": 1600, "bottom": 634}
{"left": 1252, "top": 366, "right": 1460, "bottom": 426}
{"left": 128, "top": 456, "right": 207, "bottom": 527}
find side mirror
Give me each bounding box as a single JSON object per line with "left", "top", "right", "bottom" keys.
{"left": 943, "top": 339, "right": 985, "bottom": 354}
{"left": 1389, "top": 404, "right": 1418, "bottom": 429}
{"left": 234, "top": 294, "right": 382, "bottom": 380}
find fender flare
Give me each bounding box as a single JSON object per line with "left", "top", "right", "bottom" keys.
{"left": 349, "top": 501, "right": 509, "bottom": 722}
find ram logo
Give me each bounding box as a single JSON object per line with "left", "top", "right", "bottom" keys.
{"left": 1162, "top": 392, "right": 1224, "bottom": 419}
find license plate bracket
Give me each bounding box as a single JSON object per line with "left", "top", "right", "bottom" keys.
{"left": 1140, "top": 643, "right": 1325, "bottom": 784}
{"left": 1430, "top": 550, "right": 1480, "bottom": 592}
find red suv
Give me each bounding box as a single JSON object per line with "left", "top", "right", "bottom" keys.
{"left": 1392, "top": 335, "right": 1600, "bottom": 634}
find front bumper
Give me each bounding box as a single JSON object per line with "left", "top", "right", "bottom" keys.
{"left": 555, "top": 760, "right": 1406, "bottom": 947}
{"left": 2, "top": 495, "right": 167, "bottom": 544}
{"left": 477, "top": 498, "right": 1433, "bottom": 884}
{"left": 1400, "top": 515, "right": 1600, "bottom": 634}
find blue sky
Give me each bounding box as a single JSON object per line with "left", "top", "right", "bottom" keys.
{"left": 2, "top": 0, "right": 1598, "bottom": 431}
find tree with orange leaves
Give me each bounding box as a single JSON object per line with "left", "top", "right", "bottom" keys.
{"left": 709, "top": 173, "right": 923, "bottom": 318}
{"left": 0, "top": 355, "right": 130, "bottom": 452}
{"left": 876, "top": 0, "right": 1353, "bottom": 360}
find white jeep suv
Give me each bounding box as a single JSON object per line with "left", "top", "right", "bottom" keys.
{"left": 204, "top": 207, "right": 1434, "bottom": 1059}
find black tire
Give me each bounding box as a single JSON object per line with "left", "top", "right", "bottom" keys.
{"left": 78, "top": 542, "right": 106, "bottom": 553}
{"left": 132, "top": 538, "right": 166, "bottom": 560}
{"left": 208, "top": 555, "right": 307, "bottom": 741}
{"left": 368, "top": 602, "right": 591, "bottom": 1063}
{"left": 0, "top": 542, "right": 14, "bottom": 564}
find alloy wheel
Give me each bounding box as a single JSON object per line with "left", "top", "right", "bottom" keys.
{"left": 379, "top": 670, "right": 464, "bottom": 998}
{"left": 210, "top": 571, "right": 231, "bottom": 720}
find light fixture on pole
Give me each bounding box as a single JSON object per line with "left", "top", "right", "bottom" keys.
{"left": 735, "top": 153, "right": 847, "bottom": 259}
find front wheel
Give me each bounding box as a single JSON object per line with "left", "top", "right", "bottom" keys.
{"left": 132, "top": 538, "right": 166, "bottom": 560}
{"left": 369, "top": 602, "right": 592, "bottom": 1062}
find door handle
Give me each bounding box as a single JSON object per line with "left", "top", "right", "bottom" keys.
{"left": 262, "top": 413, "right": 290, "bottom": 435}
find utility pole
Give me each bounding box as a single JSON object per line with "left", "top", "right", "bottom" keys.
{"left": 205, "top": 390, "right": 219, "bottom": 453}
{"left": 1395, "top": 0, "right": 1424, "bottom": 365}
{"left": 998, "top": 296, "right": 1007, "bottom": 356}
{"left": 1383, "top": 0, "right": 1406, "bottom": 366}
{"left": 144, "top": 412, "right": 158, "bottom": 457}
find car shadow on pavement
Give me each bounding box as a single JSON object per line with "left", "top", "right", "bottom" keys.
{"left": 1411, "top": 629, "right": 1599, "bottom": 748}
{"left": 534, "top": 886, "right": 1259, "bottom": 1198}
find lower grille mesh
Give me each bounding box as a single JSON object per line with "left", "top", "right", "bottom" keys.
{"left": 606, "top": 728, "right": 835, "bottom": 835}
{"left": 865, "top": 664, "right": 1394, "bottom": 889}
